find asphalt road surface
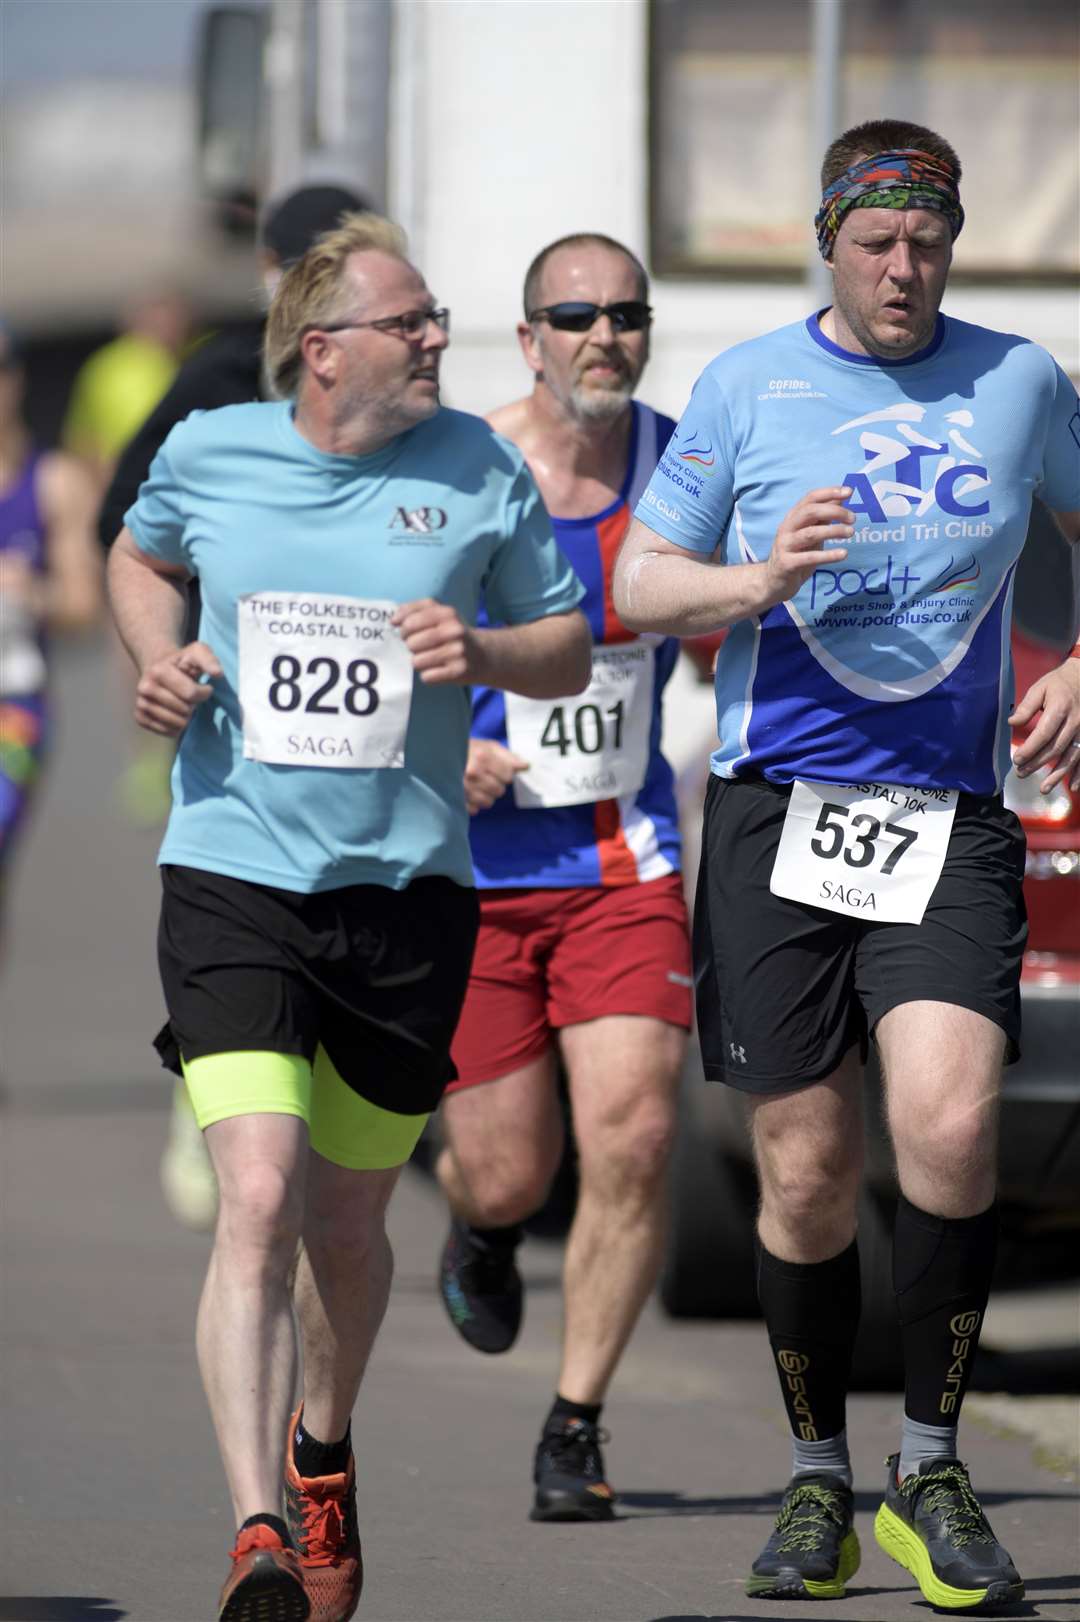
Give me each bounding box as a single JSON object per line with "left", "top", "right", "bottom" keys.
{"left": 1, "top": 639, "right": 1078, "bottom": 1622}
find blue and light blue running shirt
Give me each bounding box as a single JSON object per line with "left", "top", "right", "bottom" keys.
{"left": 125, "top": 401, "right": 584, "bottom": 892}
{"left": 635, "top": 315, "right": 1080, "bottom": 794}
{"left": 469, "top": 402, "right": 681, "bottom": 887}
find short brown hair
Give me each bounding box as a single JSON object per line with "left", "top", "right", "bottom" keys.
{"left": 821, "top": 121, "right": 961, "bottom": 191}
{"left": 263, "top": 212, "right": 409, "bottom": 398}
{"left": 522, "top": 233, "right": 648, "bottom": 319}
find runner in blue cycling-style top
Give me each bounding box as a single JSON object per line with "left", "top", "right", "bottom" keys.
{"left": 614, "top": 117, "right": 1080, "bottom": 1615}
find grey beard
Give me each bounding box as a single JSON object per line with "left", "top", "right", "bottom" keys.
{"left": 569, "top": 379, "right": 633, "bottom": 422}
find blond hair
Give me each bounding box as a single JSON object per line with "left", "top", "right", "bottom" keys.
{"left": 263, "top": 212, "right": 409, "bottom": 398}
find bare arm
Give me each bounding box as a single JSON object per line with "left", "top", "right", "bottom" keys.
{"left": 613, "top": 489, "right": 855, "bottom": 635}
{"left": 107, "top": 527, "right": 222, "bottom": 735}
{"left": 35, "top": 452, "right": 103, "bottom": 629}
{"left": 392, "top": 600, "right": 592, "bottom": 698}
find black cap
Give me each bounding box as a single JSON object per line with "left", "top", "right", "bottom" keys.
{"left": 260, "top": 184, "right": 371, "bottom": 266}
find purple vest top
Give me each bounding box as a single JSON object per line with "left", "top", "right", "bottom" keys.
{"left": 0, "top": 450, "right": 46, "bottom": 571}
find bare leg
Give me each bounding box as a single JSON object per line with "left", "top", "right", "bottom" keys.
{"left": 878, "top": 1000, "right": 1003, "bottom": 1216}
{"left": 748, "top": 1050, "right": 864, "bottom": 1262}
{"left": 437, "top": 1051, "right": 564, "bottom": 1227}
{"left": 198, "top": 1112, "right": 309, "bottom": 1524}
{"left": 556, "top": 1014, "right": 684, "bottom": 1404}
{"left": 293, "top": 1154, "right": 403, "bottom": 1444}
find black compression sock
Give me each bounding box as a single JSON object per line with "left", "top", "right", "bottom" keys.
{"left": 547, "top": 1393, "right": 602, "bottom": 1429}
{"left": 893, "top": 1194, "right": 998, "bottom": 1426}
{"left": 292, "top": 1412, "right": 353, "bottom": 1477}
{"left": 757, "top": 1239, "right": 861, "bottom": 1444}
{"left": 238, "top": 1512, "right": 292, "bottom": 1546}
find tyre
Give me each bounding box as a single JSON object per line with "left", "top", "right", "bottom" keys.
{"left": 659, "top": 1098, "right": 760, "bottom": 1319}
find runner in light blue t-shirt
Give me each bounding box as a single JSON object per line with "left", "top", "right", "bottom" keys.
{"left": 125, "top": 395, "right": 584, "bottom": 893}
{"left": 107, "top": 213, "right": 590, "bottom": 1622}
{"left": 614, "top": 118, "right": 1080, "bottom": 1618}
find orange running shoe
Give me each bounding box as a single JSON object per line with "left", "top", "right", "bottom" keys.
{"left": 218, "top": 1522, "right": 309, "bottom": 1622}
{"left": 283, "top": 1407, "right": 364, "bottom": 1622}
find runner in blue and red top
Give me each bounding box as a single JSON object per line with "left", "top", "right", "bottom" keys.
{"left": 434, "top": 234, "right": 693, "bottom": 1525}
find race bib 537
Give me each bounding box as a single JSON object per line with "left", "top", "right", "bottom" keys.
{"left": 770, "top": 778, "right": 958, "bottom": 923}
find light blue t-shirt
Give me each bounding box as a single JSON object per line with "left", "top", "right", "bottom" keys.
{"left": 636, "top": 314, "right": 1080, "bottom": 794}
{"left": 126, "top": 401, "right": 585, "bottom": 892}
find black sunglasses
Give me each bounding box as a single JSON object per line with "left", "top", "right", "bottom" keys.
{"left": 527, "top": 300, "right": 652, "bottom": 333}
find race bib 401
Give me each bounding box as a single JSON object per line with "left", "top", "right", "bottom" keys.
{"left": 770, "top": 778, "right": 958, "bottom": 923}
{"left": 237, "top": 592, "right": 414, "bottom": 769}
{"left": 504, "top": 640, "right": 655, "bottom": 809}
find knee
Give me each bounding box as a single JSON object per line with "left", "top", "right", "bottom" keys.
{"left": 465, "top": 1167, "right": 552, "bottom": 1228}
{"left": 443, "top": 1128, "right": 561, "bottom": 1227}
{"left": 217, "top": 1160, "right": 303, "bottom": 1263}
{"left": 894, "top": 1093, "right": 997, "bottom": 1184}
{"left": 757, "top": 1148, "right": 861, "bottom": 1232}
{"left": 579, "top": 1100, "right": 677, "bottom": 1199}
{"left": 306, "top": 1221, "right": 394, "bottom": 1290}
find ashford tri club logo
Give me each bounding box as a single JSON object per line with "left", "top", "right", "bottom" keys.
{"left": 831, "top": 403, "right": 992, "bottom": 526}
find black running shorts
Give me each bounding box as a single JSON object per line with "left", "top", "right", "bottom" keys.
{"left": 693, "top": 775, "right": 1027, "bottom": 1095}
{"left": 157, "top": 865, "right": 480, "bottom": 1116}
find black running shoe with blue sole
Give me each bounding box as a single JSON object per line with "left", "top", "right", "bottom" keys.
{"left": 438, "top": 1218, "right": 523, "bottom": 1354}
{"left": 531, "top": 1417, "right": 616, "bottom": 1522}
{"left": 746, "top": 1473, "right": 860, "bottom": 1600}
{"left": 874, "top": 1453, "right": 1024, "bottom": 1612}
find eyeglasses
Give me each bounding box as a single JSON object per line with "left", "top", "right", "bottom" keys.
{"left": 318, "top": 307, "right": 450, "bottom": 341}
{"left": 527, "top": 300, "right": 652, "bottom": 333}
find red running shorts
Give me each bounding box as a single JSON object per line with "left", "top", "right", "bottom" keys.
{"left": 447, "top": 872, "right": 692, "bottom": 1091}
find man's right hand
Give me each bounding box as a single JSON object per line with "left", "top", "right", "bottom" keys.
{"left": 135, "top": 642, "right": 222, "bottom": 737}
{"left": 463, "top": 738, "right": 530, "bottom": 813}
{"left": 763, "top": 487, "right": 853, "bottom": 606}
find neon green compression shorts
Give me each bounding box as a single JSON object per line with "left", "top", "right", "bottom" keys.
{"left": 183, "top": 1047, "right": 430, "bottom": 1171}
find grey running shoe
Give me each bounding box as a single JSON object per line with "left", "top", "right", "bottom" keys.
{"left": 746, "top": 1473, "right": 860, "bottom": 1599}
{"left": 874, "top": 1453, "right": 1024, "bottom": 1611}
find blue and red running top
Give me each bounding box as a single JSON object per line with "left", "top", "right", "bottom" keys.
{"left": 470, "top": 401, "right": 681, "bottom": 888}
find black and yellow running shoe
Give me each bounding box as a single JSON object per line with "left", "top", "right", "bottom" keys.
{"left": 746, "top": 1473, "right": 859, "bottom": 1599}
{"left": 874, "top": 1454, "right": 1024, "bottom": 1611}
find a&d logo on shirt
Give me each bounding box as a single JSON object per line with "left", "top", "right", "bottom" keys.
{"left": 388, "top": 505, "right": 448, "bottom": 536}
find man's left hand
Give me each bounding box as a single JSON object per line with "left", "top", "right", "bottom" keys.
{"left": 1009, "top": 658, "right": 1080, "bottom": 792}
{"left": 393, "top": 598, "right": 480, "bottom": 685}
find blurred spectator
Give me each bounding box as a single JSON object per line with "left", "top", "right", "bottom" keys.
{"left": 98, "top": 184, "right": 370, "bottom": 547}
{"left": 0, "top": 320, "right": 101, "bottom": 959}
{"left": 61, "top": 289, "right": 192, "bottom": 488}
{"left": 95, "top": 183, "right": 368, "bottom": 1233}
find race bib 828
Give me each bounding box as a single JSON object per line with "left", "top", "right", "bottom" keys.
{"left": 237, "top": 592, "right": 414, "bottom": 768}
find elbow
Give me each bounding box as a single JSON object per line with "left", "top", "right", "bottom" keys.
{"left": 612, "top": 555, "right": 659, "bottom": 633}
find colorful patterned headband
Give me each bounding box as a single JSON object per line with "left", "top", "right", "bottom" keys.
{"left": 815, "top": 149, "right": 964, "bottom": 259}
